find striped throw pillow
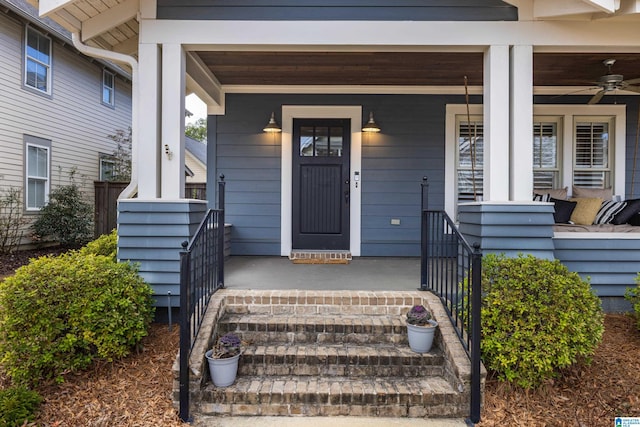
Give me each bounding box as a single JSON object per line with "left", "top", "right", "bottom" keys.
{"left": 594, "top": 200, "right": 627, "bottom": 224}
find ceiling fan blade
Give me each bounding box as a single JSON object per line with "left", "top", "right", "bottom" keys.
{"left": 588, "top": 90, "right": 605, "bottom": 105}
{"left": 549, "top": 86, "right": 599, "bottom": 100}
{"left": 624, "top": 77, "right": 640, "bottom": 85}
{"left": 623, "top": 85, "right": 640, "bottom": 93}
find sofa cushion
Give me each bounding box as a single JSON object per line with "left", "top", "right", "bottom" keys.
{"left": 569, "top": 197, "right": 603, "bottom": 225}
{"left": 594, "top": 200, "right": 627, "bottom": 225}
{"left": 550, "top": 197, "right": 577, "bottom": 224}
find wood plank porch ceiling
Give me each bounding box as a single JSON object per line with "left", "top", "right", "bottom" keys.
{"left": 196, "top": 51, "right": 640, "bottom": 87}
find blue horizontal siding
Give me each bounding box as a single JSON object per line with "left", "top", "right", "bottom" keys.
{"left": 554, "top": 236, "right": 640, "bottom": 297}
{"left": 157, "top": 0, "right": 518, "bottom": 21}
{"left": 117, "top": 200, "right": 207, "bottom": 307}
{"left": 212, "top": 92, "right": 460, "bottom": 256}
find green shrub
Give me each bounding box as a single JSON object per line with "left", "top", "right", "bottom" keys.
{"left": 79, "top": 229, "right": 117, "bottom": 261}
{"left": 0, "top": 386, "right": 41, "bottom": 427}
{"left": 626, "top": 275, "right": 640, "bottom": 330}
{"left": 0, "top": 250, "right": 154, "bottom": 386}
{"left": 480, "top": 253, "right": 604, "bottom": 389}
{"left": 32, "top": 181, "right": 93, "bottom": 248}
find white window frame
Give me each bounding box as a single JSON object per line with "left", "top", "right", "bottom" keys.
{"left": 102, "top": 69, "right": 115, "bottom": 107}
{"left": 532, "top": 117, "right": 563, "bottom": 190}
{"left": 445, "top": 104, "right": 626, "bottom": 216}
{"left": 24, "top": 26, "right": 52, "bottom": 95}
{"left": 24, "top": 136, "right": 51, "bottom": 211}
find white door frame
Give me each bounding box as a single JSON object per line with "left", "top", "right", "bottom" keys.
{"left": 281, "top": 105, "right": 362, "bottom": 256}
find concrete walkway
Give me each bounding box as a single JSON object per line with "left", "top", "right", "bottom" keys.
{"left": 224, "top": 256, "right": 422, "bottom": 291}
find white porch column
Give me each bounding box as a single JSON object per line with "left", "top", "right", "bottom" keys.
{"left": 510, "top": 45, "right": 534, "bottom": 201}
{"left": 161, "top": 43, "right": 186, "bottom": 199}
{"left": 137, "top": 43, "right": 161, "bottom": 198}
{"left": 483, "top": 45, "right": 510, "bottom": 201}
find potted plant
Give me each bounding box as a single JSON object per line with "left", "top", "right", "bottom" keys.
{"left": 405, "top": 304, "right": 438, "bottom": 353}
{"left": 205, "top": 332, "right": 242, "bottom": 387}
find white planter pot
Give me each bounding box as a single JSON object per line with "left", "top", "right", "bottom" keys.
{"left": 406, "top": 320, "right": 438, "bottom": 353}
{"left": 205, "top": 350, "right": 240, "bottom": 387}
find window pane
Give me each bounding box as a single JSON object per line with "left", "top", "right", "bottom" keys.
{"left": 314, "top": 127, "right": 329, "bottom": 156}
{"left": 26, "top": 60, "right": 48, "bottom": 91}
{"left": 533, "top": 171, "right": 558, "bottom": 189}
{"left": 575, "top": 122, "right": 608, "bottom": 168}
{"left": 329, "top": 126, "right": 343, "bottom": 157}
{"left": 458, "top": 122, "right": 484, "bottom": 168}
{"left": 103, "top": 87, "right": 113, "bottom": 104}
{"left": 28, "top": 179, "right": 45, "bottom": 209}
{"left": 300, "top": 126, "right": 314, "bottom": 156}
{"left": 27, "top": 29, "right": 50, "bottom": 65}
{"left": 103, "top": 72, "right": 114, "bottom": 105}
{"left": 457, "top": 170, "right": 483, "bottom": 202}
{"left": 28, "top": 145, "right": 48, "bottom": 178}
{"left": 100, "top": 159, "right": 115, "bottom": 181}
{"left": 533, "top": 123, "right": 557, "bottom": 168}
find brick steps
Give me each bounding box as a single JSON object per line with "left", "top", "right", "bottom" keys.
{"left": 200, "top": 375, "right": 464, "bottom": 418}
{"left": 178, "top": 290, "right": 478, "bottom": 420}
{"left": 238, "top": 343, "right": 444, "bottom": 377}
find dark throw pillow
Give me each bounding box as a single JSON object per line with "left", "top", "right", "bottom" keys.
{"left": 611, "top": 199, "right": 640, "bottom": 225}
{"left": 551, "top": 197, "right": 577, "bottom": 224}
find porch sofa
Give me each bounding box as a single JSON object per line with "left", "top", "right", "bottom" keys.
{"left": 458, "top": 195, "right": 640, "bottom": 312}
{"left": 532, "top": 186, "right": 640, "bottom": 311}
{"left": 533, "top": 185, "right": 640, "bottom": 232}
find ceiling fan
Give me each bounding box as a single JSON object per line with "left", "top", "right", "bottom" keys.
{"left": 588, "top": 59, "right": 640, "bottom": 104}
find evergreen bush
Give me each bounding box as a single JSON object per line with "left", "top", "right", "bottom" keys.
{"left": 0, "top": 386, "right": 41, "bottom": 427}
{"left": 480, "top": 253, "right": 604, "bottom": 388}
{"left": 626, "top": 275, "right": 640, "bottom": 330}
{"left": 32, "top": 180, "right": 93, "bottom": 248}
{"left": 79, "top": 228, "right": 117, "bottom": 261}
{"left": 0, "top": 241, "right": 154, "bottom": 386}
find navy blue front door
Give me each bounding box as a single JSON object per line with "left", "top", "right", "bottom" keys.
{"left": 292, "top": 119, "right": 350, "bottom": 250}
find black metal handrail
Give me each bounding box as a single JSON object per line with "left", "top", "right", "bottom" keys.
{"left": 420, "top": 181, "right": 482, "bottom": 423}
{"left": 178, "top": 176, "right": 226, "bottom": 422}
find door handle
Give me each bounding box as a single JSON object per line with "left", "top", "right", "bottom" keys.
{"left": 344, "top": 190, "right": 350, "bottom": 204}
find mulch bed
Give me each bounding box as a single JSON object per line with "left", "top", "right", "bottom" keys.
{"left": 1, "top": 249, "right": 639, "bottom": 426}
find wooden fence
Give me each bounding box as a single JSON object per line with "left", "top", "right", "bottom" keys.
{"left": 94, "top": 181, "right": 207, "bottom": 237}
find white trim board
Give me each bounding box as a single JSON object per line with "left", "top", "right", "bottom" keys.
{"left": 281, "top": 105, "right": 362, "bottom": 257}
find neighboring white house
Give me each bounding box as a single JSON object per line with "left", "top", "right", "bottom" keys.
{"left": 0, "top": 0, "right": 132, "bottom": 246}
{"left": 185, "top": 136, "right": 206, "bottom": 183}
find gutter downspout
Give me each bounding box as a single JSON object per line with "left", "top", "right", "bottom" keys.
{"left": 71, "top": 33, "right": 138, "bottom": 199}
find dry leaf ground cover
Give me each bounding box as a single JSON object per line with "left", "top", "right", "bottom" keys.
{"left": 1, "top": 249, "right": 639, "bottom": 426}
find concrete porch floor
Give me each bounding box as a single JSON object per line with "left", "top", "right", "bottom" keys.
{"left": 224, "top": 256, "right": 422, "bottom": 291}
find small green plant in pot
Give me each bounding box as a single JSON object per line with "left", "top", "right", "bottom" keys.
{"left": 205, "top": 332, "right": 242, "bottom": 387}
{"left": 405, "top": 304, "right": 438, "bottom": 353}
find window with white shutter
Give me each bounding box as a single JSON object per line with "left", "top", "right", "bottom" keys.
{"left": 533, "top": 120, "right": 561, "bottom": 189}
{"left": 573, "top": 118, "right": 611, "bottom": 188}
{"left": 456, "top": 118, "right": 483, "bottom": 204}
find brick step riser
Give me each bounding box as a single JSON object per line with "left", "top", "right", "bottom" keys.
{"left": 238, "top": 364, "right": 444, "bottom": 378}
{"left": 227, "top": 330, "right": 412, "bottom": 345}
{"left": 199, "top": 378, "right": 468, "bottom": 418}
